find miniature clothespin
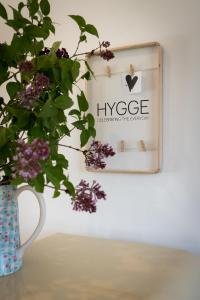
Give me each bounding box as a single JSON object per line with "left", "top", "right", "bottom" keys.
{"left": 129, "top": 64, "right": 134, "bottom": 76}
{"left": 138, "top": 140, "right": 147, "bottom": 152}
{"left": 119, "top": 140, "right": 125, "bottom": 152}
{"left": 106, "top": 65, "right": 111, "bottom": 77}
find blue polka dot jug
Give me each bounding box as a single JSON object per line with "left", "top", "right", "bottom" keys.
{"left": 0, "top": 185, "right": 45, "bottom": 276}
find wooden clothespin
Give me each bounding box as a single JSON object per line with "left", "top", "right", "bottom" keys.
{"left": 138, "top": 140, "right": 146, "bottom": 152}
{"left": 119, "top": 140, "right": 125, "bottom": 152}
{"left": 106, "top": 65, "right": 111, "bottom": 77}
{"left": 129, "top": 64, "right": 134, "bottom": 76}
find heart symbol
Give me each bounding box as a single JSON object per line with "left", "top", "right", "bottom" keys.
{"left": 125, "top": 75, "right": 138, "bottom": 92}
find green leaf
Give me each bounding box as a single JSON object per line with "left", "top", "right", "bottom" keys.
{"left": 80, "top": 35, "right": 87, "bottom": 42}
{"left": 0, "top": 126, "right": 8, "bottom": 148}
{"left": 53, "top": 189, "right": 60, "bottom": 198}
{"left": 9, "top": 5, "right": 21, "bottom": 19}
{"left": 72, "top": 120, "right": 86, "bottom": 130}
{"left": 58, "top": 124, "right": 70, "bottom": 136}
{"left": 88, "top": 127, "right": 96, "bottom": 138}
{"left": 57, "top": 110, "right": 66, "bottom": 122}
{"left": 71, "top": 60, "right": 80, "bottom": 81}
{"left": 0, "top": 2, "right": 7, "bottom": 19}
{"left": 34, "top": 173, "right": 44, "bottom": 193}
{"left": 0, "top": 42, "right": 16, "bottom": 67}
{"left": 43, "top": 165, "right": 63, "bottom": 189}
{"left": 63, "top": 178, "right": 75, "bottom": 197}
{"left": 19, "top": 111, "right": 33, "bottom": 128}
{"left": 40, "top": 99, "right": 58, "bottom": 119}
{"left": 85, "top": 24, "right": 99, "bottom": 37}
{"left": 80, "top": 129, "right": 90, "bottom": 147}
{"left": 18, "top": 2, "right": 25, "bottom": 12}
{"left": 39, "top": 99, "right": 59, "bottom": 129}
{"left": 77, "top": 91, "right": 89, "bottom": 112}
{"left": 49, "top": 23, "right": 55, "bottom": 34}
{"left": 81, "top": 71, "right": 91, "bottom": 80}
{"left": 30, "top": 125, "right": 46, "bottom": 138}
{"left": 10, "top": 34, "right": 33, "bottom": 56}
{"left": 54, "top": 95, "right": 73, "bottom": 110}
{"left": 35, "top": 40, "right": 44, "bottom": 53}
{"left": 0, "top": 59, "right": 9, "bottom": 84}
{"left": 0, "top": 143, "right": 12, "bottom": 165}
{"left": 37, "top": 53, "right": 54, "bottom": 69}
{"left": 7, "top": 106, "right": 32, "bottom": 129}
{"left": 69, "top": 109, "right": 81, "bottom": 117}
{"left": 28, "top": 0, "right": 39, "bottom": 17}
{"left": 6, "top": 82, "right": 21, "bottom": 99}
{"left": 43, "top": 16, "right": 55, "bottom": 33}
{"left": 6, "top": 7, "right": 31, "bottom": 30}
{"left": 52, "top": 67, "right": 60, "bottom": 83}
{"left": 49, "top": 144, "right": 58, "bottom": 159}
{"left": 69, "top": 15, "right": 86, "bottom": 29}
{"left": 56, "top": 154, "right": 68, "bottom": 169}
{"left": 86, "top": 113, "right": 95, "bottom": 127}
{"left": 24, "top": 24, "right": 49, "bottom": 39}
{"left": 59, "top": 59, "right": 73, "bottom": 92}
{"left": 50, "top": 41, "right": 61, "bottom": 53}
{"left": 85, "top": 61, "right": 95, "bottom": 78}
{"left": 40, "top": 0, "right": 50, "bottom": 15}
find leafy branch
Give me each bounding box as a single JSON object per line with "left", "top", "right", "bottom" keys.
{"left": 0, "top": 0, "right": 115, "bottom": 213}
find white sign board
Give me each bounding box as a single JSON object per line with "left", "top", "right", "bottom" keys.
{"left": 86, "top": 42, "right": 162, "bottom": 173}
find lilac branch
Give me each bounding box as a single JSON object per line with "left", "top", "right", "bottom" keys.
{"left": 44, "top": 184, "right": 67, "bottom": 192}
{"left": 58, "top": 143, "right": 85, "bottom": 153}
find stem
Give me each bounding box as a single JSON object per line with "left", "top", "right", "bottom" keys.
{"left": 72, "top": 34, "right": 82, "bottom": 58}
{"left": 73, "top": 82, "right": 82, "bottom": 92}
{"left": 70, "top": 43, "right": 102, "bottom": 59}
{"left": 6, "top": 71, "right": 20, "bottom": 82}
{"left": 58, "top": 143, "right": 84, "bottom": 153}
{"left": 69, "top": 126, "right": 76, "bottom": 133}
{"left": 44, "top": 184, "right": 66, "bottom": 192}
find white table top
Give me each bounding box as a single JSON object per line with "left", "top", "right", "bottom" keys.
{"left": 0, "top": 234, "right": 200, "bottom": 300}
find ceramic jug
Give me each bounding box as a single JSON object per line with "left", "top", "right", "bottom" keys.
{"left": 0, "top": 185, "right": 45, "bottom": 276}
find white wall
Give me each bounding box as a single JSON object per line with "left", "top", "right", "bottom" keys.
{"left": 1, "top": 0, "right": 200, "bottom": 255}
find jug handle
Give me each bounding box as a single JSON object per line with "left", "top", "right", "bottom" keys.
{"left": 16, "top": 185, "right": 46, "bottom": 258}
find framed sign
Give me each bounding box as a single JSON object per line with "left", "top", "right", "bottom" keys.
{"left": 86, "top": 42, "right": 162, "bottom": 173}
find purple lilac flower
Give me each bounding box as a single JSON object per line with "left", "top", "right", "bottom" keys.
{"left": 32, "top": 138, "right": 50, "bottom": 160}
{"left": 34, "top": 73, "right": 50, "bottom": 91}
{"left": 19, "top": 73, "right": 49, "bottom": 109}
{"left": 19, "top": 61, "right": 34, "bottom": 73}
{"left": 84, "top": 140, "right": 115, "bottom": 169}
{"left": 39, "top": 47, "right": 50, "bottom": 56}
{"left": 56, "top": 48, "right": 69, "bottom": 59}
{"left": 39, "top": 47, "right": 69, "bottom": 59}
{"left": 100, "top": 49, "right": 114, "bottom": 61}
{"left": 72, "top": 180, "right": 106, "bottom": 213}
{"left": 102, "top": 41, "right": 110, "bottom": 48}
{"left": 19, "top": 85, "right": 39, "bottom": 109}
{"left": 13, "top": 138, "right": 50, "bottom": 181}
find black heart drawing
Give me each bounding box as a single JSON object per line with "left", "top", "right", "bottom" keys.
{"left": 125, "top": 75, "right": 138, "bottom": 92}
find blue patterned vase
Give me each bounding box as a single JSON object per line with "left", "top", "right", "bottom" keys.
{"left": 0, "top": 185, "right": 46, "bottom": 276}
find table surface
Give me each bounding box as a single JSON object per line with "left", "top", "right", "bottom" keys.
{"left": 0, "top": 234, "right": 200, "bottom": 300}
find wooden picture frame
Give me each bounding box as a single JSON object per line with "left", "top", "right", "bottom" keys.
{"left": 85, "top": 42, "right": 162, "bottom": 174}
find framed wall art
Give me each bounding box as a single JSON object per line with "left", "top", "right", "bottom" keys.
{"left": 86, "top": 42, "right": 162, "bottom": 173}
